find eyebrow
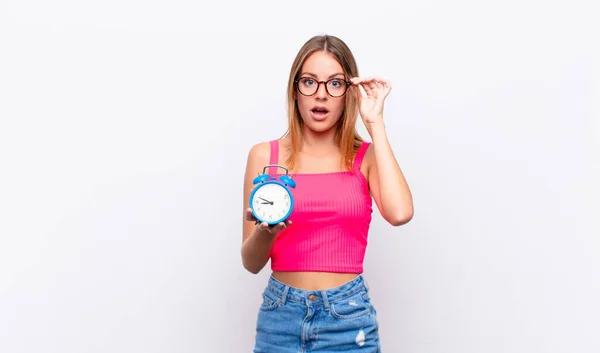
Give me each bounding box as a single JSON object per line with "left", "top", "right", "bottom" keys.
{"left": 299, "top": 72, "right": 346, "bottom": 79}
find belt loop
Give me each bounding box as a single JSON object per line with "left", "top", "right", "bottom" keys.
{"left": 321, "top": 290, "right": 330, "bottom": 311}
{"left": 280, "top": 285, "right": 290, "bottom": 305}
{"left": 362, "top": 275, "right": 369, "bottom": 291}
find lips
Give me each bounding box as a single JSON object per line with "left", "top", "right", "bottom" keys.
{"left": 311, "top": 106, "right": 329, "bottom": 113}
{"left": 310, "top": 106, "right": 329, "bottom": 120}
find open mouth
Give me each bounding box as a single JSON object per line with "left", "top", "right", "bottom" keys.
{"left": 311, "top": 106, "right": 329, "bottom": 119}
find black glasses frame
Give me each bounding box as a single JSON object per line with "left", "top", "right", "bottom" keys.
{"left": 294, "top": 77, "right": 352, "bottom": 97}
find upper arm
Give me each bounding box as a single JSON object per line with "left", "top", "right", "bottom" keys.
{"left": 365, "top": 143, "right": 414, "bottom": 226}
{"left": 364, "top": 144, "right": 385, "bottom": 217}
{"left": 242, "top": 142, "right": 270, "bottom": 244}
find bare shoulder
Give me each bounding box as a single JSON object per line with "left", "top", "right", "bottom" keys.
{"left": 244, "top": 141, "right": 270, "bottom": 178}
{"left": 247, "top": 141, "right": 271, "bottom": 164}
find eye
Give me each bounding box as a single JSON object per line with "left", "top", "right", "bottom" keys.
{"left": 329, "top": 79, "right": 344, "bottom": 88}
{"left": 300, "top": 78, "right": 315, "bottom": 86}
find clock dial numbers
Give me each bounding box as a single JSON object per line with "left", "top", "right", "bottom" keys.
{"left": 252, "top": 183, "right": 292, "bottom": 223}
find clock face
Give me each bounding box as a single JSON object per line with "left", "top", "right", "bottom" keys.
{"left": 251, "top": 182, "right": 292, "bottom": 224}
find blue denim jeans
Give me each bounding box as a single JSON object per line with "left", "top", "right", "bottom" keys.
{"left": 253, "top": 274, "right": 382, "bottom": 352}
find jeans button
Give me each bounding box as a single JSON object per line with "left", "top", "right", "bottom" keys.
{"left": 308, "top": 294, "right": 318, "bottom": 301}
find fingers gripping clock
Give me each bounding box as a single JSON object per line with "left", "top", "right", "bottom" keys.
{"left": 249, "top": 165, "right": 296, "bottom": 226}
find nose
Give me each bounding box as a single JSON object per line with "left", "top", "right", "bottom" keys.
{"left": 315, "top": 82, "right": 328, "bottom": 99}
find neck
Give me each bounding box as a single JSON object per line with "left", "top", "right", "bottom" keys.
{"left": 300, "top": 125, "right": 338, "bottom": 152}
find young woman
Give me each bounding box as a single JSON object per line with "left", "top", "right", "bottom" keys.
{"left": 242, "top": 34, "right": 414, "bottom": 352}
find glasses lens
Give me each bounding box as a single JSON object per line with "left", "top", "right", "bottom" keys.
{"left": 297, "top": 77, "right": 318, "bottom": 96}
{"left": 327, "top": 79, "right": 348, "bottom": 97}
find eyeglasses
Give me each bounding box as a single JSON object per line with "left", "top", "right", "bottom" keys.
{"left": 295, "top": 77, "right": 351, "bottom": 97}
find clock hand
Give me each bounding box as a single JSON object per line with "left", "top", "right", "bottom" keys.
{"left": 258, "top": 197, "right": 274, "bottom": 205}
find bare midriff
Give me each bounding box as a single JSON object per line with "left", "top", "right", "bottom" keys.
{"left": 272, "top": 271, "right": 359, "bottom": 291}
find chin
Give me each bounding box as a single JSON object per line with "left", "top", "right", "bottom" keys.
{"left": 303, "top": 119, "right": 339, "bottom": 134}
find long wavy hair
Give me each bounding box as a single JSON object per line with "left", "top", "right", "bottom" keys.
{"left": 282, "top": 34, "right": 364, "bottom": 172}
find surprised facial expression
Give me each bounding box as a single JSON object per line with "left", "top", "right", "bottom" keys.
{"left": 295, "top": 51, "right": 348, "bottom": 133}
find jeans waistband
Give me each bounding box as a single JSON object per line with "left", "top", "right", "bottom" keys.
{"left": 264, "top": 274, "right": 369, "bottom": 307}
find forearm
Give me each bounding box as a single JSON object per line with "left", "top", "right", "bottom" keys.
{"left": 368, "top": 122, "right": 414, "bottom": 224}
{"left": 241, "top": 226, "right": 277, "bottom": 274}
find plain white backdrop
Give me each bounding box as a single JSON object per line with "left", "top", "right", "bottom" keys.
{"left": 1, "top": 0, "right": 598, "bottom": 352}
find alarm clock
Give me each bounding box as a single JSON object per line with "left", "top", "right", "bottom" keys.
{"left": 249, "top": 164, "right": 296, "bottom": 226}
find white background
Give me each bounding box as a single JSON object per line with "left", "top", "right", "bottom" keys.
{"left": 1, "top": 0, "right": 598, "bottom": 352}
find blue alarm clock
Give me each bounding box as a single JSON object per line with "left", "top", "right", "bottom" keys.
{"left": 249, "top": 164, "right": 296, "bottom": 226}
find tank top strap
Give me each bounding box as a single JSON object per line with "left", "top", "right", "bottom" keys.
{"left": 269, "top": 140, "right": 279, "bottom": 175}
{"left": 353, "top": 141, "right": 371, "bottom": 170}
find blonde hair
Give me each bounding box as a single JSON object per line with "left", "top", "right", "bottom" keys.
{"left": 282, "top": 34, "right": 364, "bottom": 172}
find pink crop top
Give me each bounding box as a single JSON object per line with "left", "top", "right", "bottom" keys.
{"left": 267, "top": 139, "right": 373, "bottom": 273}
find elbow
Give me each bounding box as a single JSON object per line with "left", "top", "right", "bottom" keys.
{"left": 242, "top": 258, "right": 259, "bottom": 274}
{"left": 241, "top": 244, "right": 256, "bottom": 274}
{"left": 240, "top": 242, "right": 267, "bottom": 274}
{"left": 244, "top": 263, "right": 261, "bottom": 275}
{"left": 245, "top": 266, "right": 261, "bottom": 275}
{"left": 242, "top": 256, "right": 264, "bottom": 275}
{"left": 388, "top": 209, "right": 414, "bottom": 227}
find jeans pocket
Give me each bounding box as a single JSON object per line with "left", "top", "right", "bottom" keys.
{"left": 259, "top": 290, "right": 281, "bottom": 312}
{"left": 330, "top": 291, "right": 371, "bottom": 320}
